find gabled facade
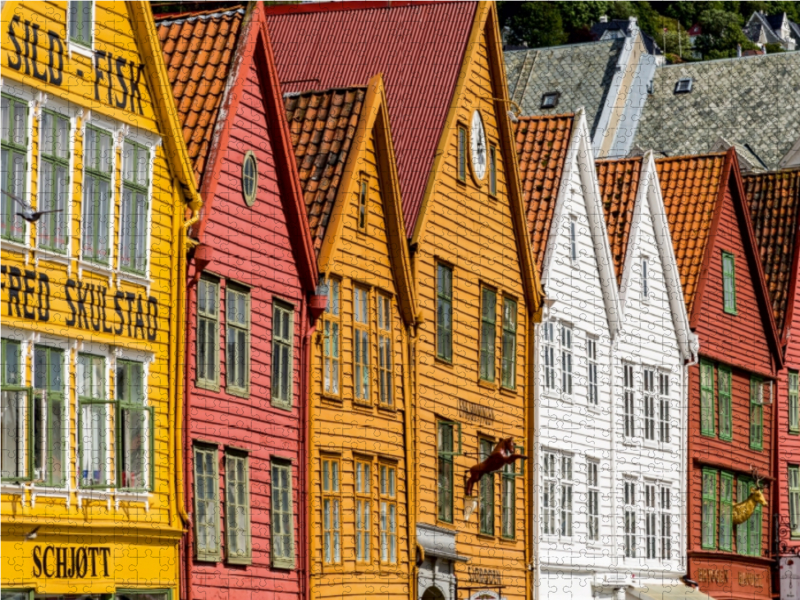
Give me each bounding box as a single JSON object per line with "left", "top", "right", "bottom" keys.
{"left": 657, "top": 150, "right": 784, "bottom": 600}
{"left": 1, "top": 2, "right": 201, "bottom": 598}
{"left": 156, "top": 4, "right": 319, "bottom": 600}
{"left": 743, "top": 12, "right": 799, "bottom": 51}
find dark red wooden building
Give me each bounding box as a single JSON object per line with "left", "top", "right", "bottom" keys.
{"left": 658, "top": 150, "right": 783, "bottom": 600}
{"left": 156, "top": 4, "right": 321, "bottom": 599}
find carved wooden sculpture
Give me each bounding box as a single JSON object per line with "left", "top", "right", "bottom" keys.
{"left": 465, "top": 437, "right": 526, "bottom": 496}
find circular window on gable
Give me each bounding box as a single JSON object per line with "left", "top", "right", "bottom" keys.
{"left": 242, "top": 151, "right": 258, "bottom": 206}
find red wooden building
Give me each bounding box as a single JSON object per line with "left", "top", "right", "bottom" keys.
{"left": 744, "top": 168, "right": 800, "bottom": 596}
{"left": 156, "top": 4, "right": 321, "bottom": 599}
{"left": 658, "top": 150, "right": 783, "bottom": 600}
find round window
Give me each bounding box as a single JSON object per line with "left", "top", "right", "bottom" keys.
{"left": 242, "top": 151, "right": 258, "bottom": 206}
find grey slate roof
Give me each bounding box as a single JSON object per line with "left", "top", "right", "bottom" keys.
{"left": 633, "top": 52, "right": 800, "bottom": 170}
{"left": 505, "top": 38, "right": 625, "bottom": 137}
{"left": 744, "top": 11, "right": 785, "bottom": 45}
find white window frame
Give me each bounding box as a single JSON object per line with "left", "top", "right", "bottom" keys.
{"left": 568, "top": 216, "right": 578, "bottom": 263}
{"left": 643, "top": 367, "right": 656, "bottom": 443}
{"left": 541, "top": 449, "right": 573, "bottom": 541}
{"left": 36, "top": 106, "right": 74, "bottom": 257}
{"left": 645, "top": 482, "right": 657, "bottom": 559}
{"left": 118, "top": 136, "right": 155, "bottom": 282}
{"left": 559, "top": 323, "right": 573, "bottom": 398}
{"left": 660, "top": 485, "right": 673, "bottom": 561}
{"left": 658, "top": 372, "right": 671, "bottom": 445}
{"left": 622, "top": 362, "right": 636, "bottom": 440}
{"left": 623, "top": 479, "right": 638, "bottom": 559}
{"left": 641, "top": 256, "right": 649, "bottom": 300}
{"left": 587, "top": 459, "right": 600, "bottom": 544}
{"left": 541, "top": 321, "right": 556, "bottom": 393}
{"left": 587, "top": 336, "right": 598, "bottom": 406}
{"left": 66, "top": 0, "right": 96, "bottom": 58}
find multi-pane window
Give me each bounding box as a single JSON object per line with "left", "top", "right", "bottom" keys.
{"left": 560, "top": 324, "right": 573, "bottom": 396}
{"left": 480, "top": 288, "right": 496, "bottom": 382}
{"left": 542, "top": 322, "right": 556, "bottom": 391}
{"left": 32, "top": 347, "right": 65, "bottom": 487}
{"left": 623, "top": 363, "right": 635, "bottom": 438}
{"left": 355, "top": 459, "right": 372, "bottom": 563}
{"left": 587, "top": 338, "right": 598, "bottom": 405}
{"left": 437, "top": 420, "right": 459, "bottom": 523}
{"left": 193, "top": 445, "right": 220, "bottom": 561}
{"left": 196, "top": 277, "right": 220, "bottom": 387}
{"left": 702, "top": 469, "right": 717, "bottom": 549}
{"left": 457, "top": 126, "right": 467, "bottom": 182}
{"left": 641, "top": 258, "right": 649, "bottom": 299}
{"left": 737, "top": 478, "right": 762, "bottom": 556}
{"left": 722, "top": 251, "right": 737, "bottom": 314}
{"left": 569, "top": 219, "right": 578, "bottom": 262}
{"left": 271, "top": 459, "right": 294, "bottom": 568}
{"left": 479, "top": 439, "right": 495, "bottom": 535}
{"left": 659, "top": 373, "right": 670, "bottom": 443}
{"left": 358, "top": 178, "right": 368, "bottom": 231}
{"left": 323, "top": 278, "right": 341, "bottom": 396}
{"left": 501, "top": 297, "right": 517, "bottom": 389}
{"left": 77, "top": 353, "right": 110, "bottom": 488}
{"left": 720, "top": 472, "right": 734, "bottom": 551}
{"left": 587, "top": 461, "right": 599, "bottom": 542}
{"left": 790, "top": 371, "right": 800, "bottom": 435}
{"left": 750, "top": 377, "right": 763, "bottom": 450}
{"left": 225, "top": 452, "right": 251, "bottom": 564}
{"left": 1, "top": 339, "right": 27, "bottom": 481}
{"left": 624, "top": 481, "right": 637, "bottom": 558}
{"left": 353, "top": 286, "right": 370, "bottom": 402}
{"left": 645, "top": 484, "right": 657, "bottom": 559}
{"left": 660, "top": 486, "right": 672, "bottom": 559}
{"left": 436, "top": 264, "right": 453, "bottom": 362}
{"left": 81, "top": 125, "right": 113, "bottom": 263}
{"left": 38, "top": 111, "right": 70, "bottom": 252}
{"left": 321, "top": 457, "right": 341, "bottom": 564}
{"left": 643, "top": 368, "right": 655, "bottom": 441}
{"left": 117, "top": 360, "right": 149, "bottom": 491}
{"left": 1, "top": 94, "right": 29, "bottom": 242}
{"left": 226, "top": 286, "right": 250, "bottom": 394}
{"left": 377, "top": 294, "right": 393, "bottom": 407}
{"left": 380, "top": 463, "right": 397, "bottom": 564}
{"left": 272, "top": 301, "right": 294, "bottom": 409}
{"left": 501, "top": 457, "right": 516, "bottom": 539}
{"left": 489, "top": 145, "right": 497, "bottom": 196}
{"left": 560, "top": 455, "right": 573, "bottom": 537}
{"left": 790, "top": 466, "right": 800, "bottom": 537}
{"left": 69, "top": 1, "right": 93, "bottom": 47}
{"left": 120, "top": 140, "right": 150, "bottom": 274}
{"left": 700, "top": 360, "right": 715, "bottom": 437}
{"left": 718, "top": 366, "right": 732, "bottom": 441}
{"left": 541, "top": 451, "right": 557, "bottom": 536}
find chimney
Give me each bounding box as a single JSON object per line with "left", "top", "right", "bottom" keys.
{"left": 599, "top": 15, "right": 608, "bottom": 23}
{"left": 737, "top": 43, "right": 742, "bottom": 57}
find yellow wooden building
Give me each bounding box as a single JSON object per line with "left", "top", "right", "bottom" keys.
{"left": 284, "top": 74, "right": 418, "bottom": 600}
{"left": 0, "top": 2, "right": 201, "bottom": 598}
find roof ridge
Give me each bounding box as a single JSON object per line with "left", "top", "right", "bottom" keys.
{"left": 655, "top": 151, "right": 727, "bottom": 162}
{"left": 154, "top": 6, "right": 245, "bottom": 26}
{"left": 516, "top": 113, "right": 575, "bottom": 122}
{"left": 657, "top": 50, "right": 796, "bottom": 69}
{"left": 264, "top": 0, "right": 446, "bottom": 17}
{"left": 505, "top": 37, "right": 621, "bottom": 54}
{"left": 283, "top": 85, "right": 369, "bottom": 99}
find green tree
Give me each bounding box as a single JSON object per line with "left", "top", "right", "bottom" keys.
{"left": 552, "top": 1, "right": 610, "bottom": 32}
{"left": 502, "top": 2, "right": 568, "bottom": 48}
{"left": 694, "top": 8, "right": 759, "bottom": 57}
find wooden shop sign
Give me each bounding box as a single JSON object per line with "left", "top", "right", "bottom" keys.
{"left": 739, "top": 572, "right": 763, "bottom": 588}
{"left": 32, "top": 545, "right": 112, "bottom": 579}
{"left": 467, "top": 566, "right": 502, "bottom": 586}
{"left": 458, "top": 398, "right": 495, "bottom": 426}
{"left": 697, "top": 569, "right": 729, "bottom": 584}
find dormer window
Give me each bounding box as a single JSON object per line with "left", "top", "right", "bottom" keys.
{"left": 541, "top": 92, "right": 560, "bottom": 109}
{"left": 674, "top": 78, "right": 693, "bottom": 94}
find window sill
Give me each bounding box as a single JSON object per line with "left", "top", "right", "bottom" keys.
{"left": 196, "top": 380, "right": 221, "bottom": 393}
{"left": 271, "top": 401, "right": 293, "bottom": 412}
{"left": 499, "top": 386, "right": 517, "bottom": 397}
{"left": 195, "top": 555, "right": 221, "bottom": 564}
{"left": 723, "top": 309, "right": 738, "bottom": 316}
{"left": 377, "top": 403, "right": 398, "bottom": 414}
{"left": 478, "top": 378, "right": 497, "bottom": 390}
{"left": 117, "top": 270, "right": 152, "bottom": 289}
{"left": 69, "top": 41, "right": 94, "bottom": 59}
{"left": 789, "top": 430, "right": 800, "bottom": 436}
{"left": 321, "top": 394, "right": 343, "bottom": 404}
{"left": 622, "top": 438, "right": 641, "bottom": 448}
{"left": 700, "top": 432, "right": 717, "bottom": 439}
{"left": 436, "top": 519, "right": 458, "bottom": 531}
{"left": 271, "top": 559, "right": 294, "bottom": 570}
{"left": 434, "top": 356, "right": 454, "bottom": 368}
{"left": 226, "top": 387, "right": 250, "bottom": 400}
{"left": 1, "top": 238, "right": 30, "bottom": 254}
{"left": 35, "top": 248, "right": 70, "bottom": 265}
{"left": 353, "top": 399, "right": 374, "bottom": 410}
{"left": 228, "top": 556, "right": 253, "bottom": 566}
{"left": 476, "top": 533, "right": 496, "bottom": 541}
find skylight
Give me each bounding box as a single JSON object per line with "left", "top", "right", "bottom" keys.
{"left": 674, "top": 78, "right": 693, "bottom": 94}
{"left": 541, "top": 92, "right": 560, "bottom": 109}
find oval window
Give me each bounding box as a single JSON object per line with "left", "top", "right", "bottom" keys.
{"left": 242, "top": 151, "right": 258, "bottom": 206}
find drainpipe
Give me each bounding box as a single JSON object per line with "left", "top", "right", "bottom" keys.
{"left": 404, "top": 317, "right": 419, "bottom": 599}
{"left": 609, "top": 330, "right": 619, "bottom": 580}
{"left": 527, "top": 311, "right": 538, "bottom": 600}
{"left": 683, "top": 340, "right": 699, "bottom": 582}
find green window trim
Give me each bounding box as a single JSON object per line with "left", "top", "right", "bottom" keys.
{"left": 720, "top": 471, "right": 734, "bottom": 551}
{"left": 81, "top": 124, "right": 113, "bottom": 265}
{"left": 119, "top": 139, "right": 151, "bottom": 275}
{"left": 226, "top": 285, "right": 251, "bottom": 396}
{"left": 718, "top": 365, "right": 732, "bottom": 442}
{"left": 116, "top": 360, "right": 152, "bottom": 492}
{"left": 722, "top": 251, "right": 737, "bottom": 314}
{"left": 1, "top": 339, "right": 31, "bottom": 483}
{"left": 489, "top": 144, "right": 497, "bottom": 196}
{"left": 737, "top": 477, "right": 762, "bottom": 556}
{"left": 501, "top": 459, "right": 516, "bottom": 539}
{"left": 479, "top": 438, "right": 495, "bottom": 535}
{"left": 436, "top": 263, "right": 453, "bottom": 362}
{"left": 790, "top": 465, "right": 800, "bottom": 538}
{"left": 701, "top": 468, "right": 717, "bottom": 549}
{"left": 1, "top": 93, "right": 29, "bottom": 243}
{"left": 69, "top": 1, "right": 94, "bottom": 48}
{"left": 271, "top": 458, "right": 296, "bottom": 569}
{"left": 193, "top": 444, "right": 221, "bottom": 562}
{"left": 700, "top": 360, "right": 715, "bottom": 437}
{"left": 789, "top": 371, "right": 799, "bottom": 435}
{"left": 501, "top": 297, "right": 518, "bottom": 389}
{"left": 196, "top": 277, "right": 221, "bottom": 389}
{"left": 225, "top": 451, "right": 252, "bottom": 565}
{"left": 37, "top": 110, "right": 70, "bottom": 253}
{"left": 480, "top": 287, "right": 497, "bottom": 382}
{"left": 77, "top": 353, "right": 113, "bottom": 489}
{"left": 271, "top": 301, "right": 294, "bottom": 409}
{"left": 457, "top": 125, "right": 467, "bottom": 183}
{"left": 437, "top": 419, "right": 462, "bottom": 523}
{"left": 357, "top": 177, "right": 368, "bottom": 231}
{"left": 32, "top": 346, "right": 65, "bottom": 488}
{"left": 750, "top": 377, "right": 764, "bottom": 451}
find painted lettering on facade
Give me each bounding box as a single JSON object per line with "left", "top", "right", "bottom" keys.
{"left": 697, "top": 569, "right": 729, "bottom": 584}
{"left": 467, "top": 566, "right": 503, "bottom": 586}
{"left": 458, "top": 398, "right": 495, "bottom": 426}
{"left": 31, "top": 545, "right": 111, "bottom": 579}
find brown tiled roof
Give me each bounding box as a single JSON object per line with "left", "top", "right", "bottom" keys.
{"left": 655, "top": 154, "right": 726, "bottom": 315}
{"left": 596, "top": 157, "right": 643, "bottom": 285}
{"left": 155, "top": 6, "right": 245, "bottom": 184}
{"left": 283, "top": 87, "right": 367, "bottom": 254}
{"left": 743, "top": 168, "right": 800, "bottom": 336}
{"left": 514, "top": 114, "right": 574, "bottom": 275}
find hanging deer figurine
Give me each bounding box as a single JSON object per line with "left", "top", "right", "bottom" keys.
{"left": 732, "top": 468, "right": 768, "bottom": 526}
{"left": 465, "top": 437, "right": 526, "bottom": 497}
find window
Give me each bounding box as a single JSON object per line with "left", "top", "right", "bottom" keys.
{"left": 542, "top": 322, "right": 556, "bottom": 391}
{"left": 32, "top": 347, "right": 65, "bottom": 487}
{"left": 357, "top": 178, "right": 368, "bottom": 230}
{"left": 501, "top": 456, "right": 516, "bottom": 539}
{"left": 241, "top": 151, "right": 258, "bottom": 207}
{"left": 722, "top": 251, "right": 737, "bottom": 314}
{"left": 541, "top": 92, "right": 560, "bottom": 109}
{"left": 38, "top": 111, "right": 70, "bottom": 253}
{"left": 542, "top": 451, "right": 572, "bottom": 538}
{"left": 323, "top": 277, "right": 341, "bottom": 397}
{"left": 623, "top": 363, "right": 635, "bottom": 438}
{"left": 120, "top": 140, "right": 150, "bottom": 274}
{"left": 77, "top": 353, "right": 111, "bottom": 489}
{"left": 377, "top": 294, "right": 393, "bottom": 408}
{"left": 272, "top": 301, "right": 294, "bottom": 409}
{"left": 225, "top": 452, "right": 251, "bottom": 564}
{"left": 660, "top": 486, "right": 672, "bottom": 559}
{"left": 718, "top": 366, "right": 732, "bottom": 441}
{"left": 226, "top": 286, "right": 250, "bottom": 394}
{"left": 702, "top": 469, "right": 717, "bottom": 549}
{"left": 658, "top": 373, "right": 670, "bottom": 443}
{"left": 541, "top": 452, "right": 557, "bottom": 536}
{"left": 81, "top": 125, "right": 113, "bottom": 264}
{"left": 560, "top": 324, "right": 573, "bottom": 396}
{"left": 700, "top": 360, "right": 715, "bottom": 437}
{"left": 750, "top": 377, "right": 763, "bottom": 450}
{"left": 587, "top": 461, "right": 599, "bottom": 542}
{"left": 720, "top": 472, "right": 734, "bottom": 551}
{"left": 501, "top": 297, "right": 517, "bottom": 389}
{"left": 790, "top": 371, "right": 799, "bottom": 435}
{"left": 353, "top": 286, "right": 370, "bottom": 403}
{"left": 69, "top": 1, "right": 93, "bottom": 47}
{"left": 271, "top": 458, "right": 294, "bottom": 568}
{"left": 355, "top": 458, "right": 372, "bottom": 563}
{"left": 193, "top": 445, "right": 220, "bottom": 561}
{"left": 644, "top": 368, "right": 655, "bottom": 441}
{"left": 380, "top": 463, "right": 397, "bottom": 564}
{"left": 196, "top": 277, "right": 220, "bottom": 388}
{"left": 480, "top": 288, "right": 496, "bottom": 382}
{"left": 321, "top": 457, "right": 341, "bottom": 564}
{"left": 645, "top": 484, "right": 657, "bottom": 559}
{"left": 641, "top": 258, "right": 649, "bottom": 299}
{"left": 587, "top": 338, "right": 598, "bottom": 406}
{"left": 790, "top": 466, "right": 800, "bottom": 537}
{"left": 1, "top": 94, "right": 29, "bottom": 242}
{"left": 436, "top": 263, "right": 453, "bottom": 362}
{"left": 560, "top": 455, "right": 573, "bottom": 537}
{"left": 479, "top": 439, "right": 495, "bottom": 535}
{"left": 737, "top": 478, "right": 762, "bottom": 556}
{"left": 569, "top": 219, "right": 578, "bottom": 262}
{"left": 624, "top": 481, "right": 637, "bottom": 558}
{"left": 437, "top": 420, "right": 460, "bottom": 522}
{"left": 1, "top": 339, "right": 28, "bottom": 481}
{"left": 489, "top": 145, "right": 497, "bottom": 196}
{"left": 117, "top": 360, "right": 150, "bottom": 491}
{"left": 457, "top": 125, "right": 467, "bottom": 182}
{"left": 674, "top": 77, "right": 693, "bottom": 94}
